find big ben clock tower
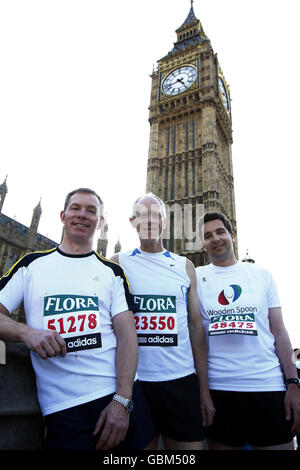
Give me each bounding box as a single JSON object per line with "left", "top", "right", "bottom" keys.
{"left": 146, "top": 1, "right": 237, "bottom": 266}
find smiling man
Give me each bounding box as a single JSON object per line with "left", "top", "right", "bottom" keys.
{"left": 0, "top": 188, "right": 155, "bottom": 450}
{"left": 111, "top": 193, "right": 214, "bottom": 450}
{"left": 196, "top": 211, "right": 300, "bottom": 450}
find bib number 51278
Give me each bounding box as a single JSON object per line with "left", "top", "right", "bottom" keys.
{"left": 47, "top": 313, "right": 98, "bottom": 335}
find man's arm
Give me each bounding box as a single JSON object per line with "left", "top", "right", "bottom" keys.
{"left": 186, "top": 259, "right": 215, "bottom": 427}
{"left": 0, "top": 303, "right": 66, "bottom": 359}
{"left": 269, "top": 307, "right": 300, "bottom": 434}
{"left": 93, "top": 309, "right": 138, "bottom": 450}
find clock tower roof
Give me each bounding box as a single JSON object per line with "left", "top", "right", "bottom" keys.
{"left": 161, "top": 2, "right": 208, "bottom": 60}
{"left": 176, "top": 2, "right": 198, "bottom": 31}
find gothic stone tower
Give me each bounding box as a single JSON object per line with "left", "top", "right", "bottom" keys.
{"left": 146, "top": 2, "right": 237, "bottom": 266}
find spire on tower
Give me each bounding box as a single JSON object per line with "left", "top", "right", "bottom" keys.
{"left": 0, "top": 175, "right": 8, "bottom": 213}
{"left": 30, "top": 198, "right": 42, "bottom": 232}
{"left": 114, "top": 238, "right": 121, "bottom": 254}
{"left": 163, "top": 1, "right": 208, "bottom": 59}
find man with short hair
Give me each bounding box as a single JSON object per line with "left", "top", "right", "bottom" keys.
{"left": 0, "top": 188, "right": 155, "bottom": 450}
{"left": 196, "top": 211, "right": 300, "bottom": 450}
{"left": 111, "top": 193, "right": 215, "bottom": 450}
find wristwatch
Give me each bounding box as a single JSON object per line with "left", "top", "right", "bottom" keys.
{"left": 285, "top": 378, "right": 300, "bottom": 388}
{"left": 112, "top": 394, "right": 134, "bottom": 413}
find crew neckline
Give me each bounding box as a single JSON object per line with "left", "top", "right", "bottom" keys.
{"left": 209, "top": 260, "right": 242, "bottom": 273}
{"left": 138, "top": 248, "right": 167, "bottom": 255}
{"left": 57, "top": 247, "right": 95, "bottom": 258}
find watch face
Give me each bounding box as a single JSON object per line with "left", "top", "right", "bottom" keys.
{"left": 218, "top": 76, "right": 230, "bottom": 112}
{"left": 162, "top": 65, "right": 197, "bottom": 96}
{"left": 126, "top": 400, "right": 134, "bottom": 413}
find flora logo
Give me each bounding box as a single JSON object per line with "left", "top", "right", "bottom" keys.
{"left": 218, "top": 285, "right": 242, "bottom": 305}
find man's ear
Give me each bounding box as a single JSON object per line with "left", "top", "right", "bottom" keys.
{"left": 60, "top": 210, "right": 65, "bottom": 224}
{"left": 129, "top": 217, "right": 137, "bottom": 228}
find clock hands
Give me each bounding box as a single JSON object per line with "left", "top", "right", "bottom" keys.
{"left": 166, "top": 77, "right": 185, "bottom": 91}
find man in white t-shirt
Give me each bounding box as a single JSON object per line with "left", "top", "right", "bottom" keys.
{"left": 111, "top": 193, "right": 215, "bottom": 450}
{"left": 0, "top": 188, "right": 155, "bottom": 450}
{"left": 196, "top": 211, "right": 300, "bottom": 450}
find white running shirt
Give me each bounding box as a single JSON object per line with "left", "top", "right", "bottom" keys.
{"left": 118, "top": 248, "right": 195, "bottom": 382}
{"left": 196, "top": 261, "right": 285, "bottom": 391}
{"left": 0, "top": 248, "right": 135, "bottom": 415}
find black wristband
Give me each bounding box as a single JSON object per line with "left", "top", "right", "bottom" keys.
{"left": 285, "top": 378, "right": 300, "bottom": 387}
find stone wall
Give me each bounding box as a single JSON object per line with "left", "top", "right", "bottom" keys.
{"left": 0, "top": 342, "right": 44, "bottom": 450}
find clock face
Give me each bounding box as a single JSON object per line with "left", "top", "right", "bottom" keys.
{"left": 162, "top": 65, "right": 197, "bottom": 96}
{"left": 218, "top": 76, "right": 230, "bottom": 112}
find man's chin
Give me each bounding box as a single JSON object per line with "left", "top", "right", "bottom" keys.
{"left": 139, "top": 237, "right": 160, "bottom": 243}
{"left": 211, "top": 251, "right": 229, "bottom": 262}
{"left": 138, "top": 230, "right": 161, "bottom": 241}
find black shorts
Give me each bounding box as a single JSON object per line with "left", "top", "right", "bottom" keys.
{"left": 140, "top": 373, "right": 204, "bottom": 442}
{"left": 44, "top": 380, "right": 156, "bottom": 450}
{"left": 205, "top": 390, "right": 294, "bottom": 447}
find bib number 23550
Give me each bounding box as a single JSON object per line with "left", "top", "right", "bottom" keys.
{"left": 133, "top": 294, "right": 178, "bottom": 346}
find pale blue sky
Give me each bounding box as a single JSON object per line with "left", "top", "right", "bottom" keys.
{"left": 0, "top": 0, "right": 299, "bottom": 347}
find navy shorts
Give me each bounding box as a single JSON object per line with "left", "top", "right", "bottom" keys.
{"left": 140, "top": 373, "right": 204, "bottom": 442}
{"left": 205, "top": 390, "right": 294, "bottom": 447}
{"left": 44, "top": 380, "right": 155, "bottom": 450}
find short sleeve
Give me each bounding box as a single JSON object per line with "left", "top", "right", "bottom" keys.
{"left": 265, "top": 271, "right": 281, "bottom": 308}
{"left": 0, "top": 265, "right": 25, "bottom": 314}
{"left": 110, "top": 275, "right": 135, "bottom": 317}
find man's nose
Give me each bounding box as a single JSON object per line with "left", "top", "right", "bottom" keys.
{"left": 77, "top": 208, "right": 87, "bottom": 218}
{"left": 211, "top": 233, "right": 220, "bottom": 243}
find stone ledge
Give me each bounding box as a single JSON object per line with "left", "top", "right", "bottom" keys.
{"left": 0, "top": 342, "right": 41, "bottom": 415}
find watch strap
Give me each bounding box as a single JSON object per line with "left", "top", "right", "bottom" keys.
{"left": 112, "top": 394, "right": 133, "bottom": 412}
{"left": 285, "top": 378, "right": 300, "bottom": 387}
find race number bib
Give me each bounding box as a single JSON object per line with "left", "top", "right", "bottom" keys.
{"left": 133, "top": 294, "right": 178, "bottom": 346}
{"left": 43, "top": 295, "right": 102, "bottom": 352}
{"left": 209, "top": 312, "right": 258, "bottom": 336}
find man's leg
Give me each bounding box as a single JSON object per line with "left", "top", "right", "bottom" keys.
{"left": 162, "top": 435, "right": 204, "bottom": 450}
{"left": 206, "top": 438, "right": 243, "bottom": 451}
{"left": 144, "top": 436, "right": 159, "bottom": 450}
{"left": 252, "top": 441, "right": 294, "bottom": 451}
{"left": 248, "top": 392, "right": 295, "bottom": 450}
{"left": 44, "top": 400, "right": 103, "bottom": 450}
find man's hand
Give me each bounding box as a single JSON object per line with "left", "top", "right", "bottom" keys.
{"left": 22, "top": 326, "right": 67, "bottom": 359}
{"left": 0, "top": 308, "right": 66, "bottom": 360}
{"left": 93, "top": 400, "right": 130, "bottom": 450}
{"left": 284, "top": 385, "right": 300, "bottom": 434}
{"left": 200, "top": 390, "right": 216, "bottom": 428}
